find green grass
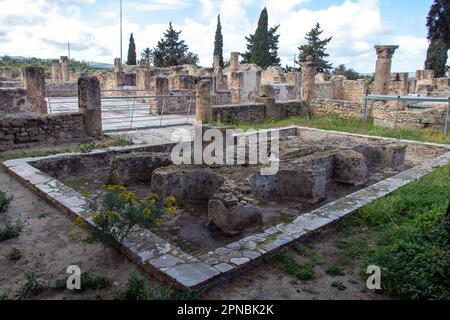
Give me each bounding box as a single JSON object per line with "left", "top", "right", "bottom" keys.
{"left": 347, "top": 165, "right": 450, "bottom": 300}
{"left": 17, "top": 270, "right": 42, "bottom": 300}
{"left": 215, "top": 114, "right": 450, "bottom": 145}
{"left": 271, "top": 252, "right": 316, "bottom": 282}
{"left": 0, "top": 135, "right": 134, "bottom": 162}
{"left": 8, "top": 247, "right": 21, "bottom": 261}
{"left": 325, "top": 264, "right": 345, "bottom": 277}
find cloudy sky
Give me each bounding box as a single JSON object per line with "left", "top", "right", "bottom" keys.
{"left": 0, "top": 0, "right": 442, "bottom": 73}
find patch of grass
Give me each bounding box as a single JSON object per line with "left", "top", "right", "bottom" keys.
{"left": 115, "top": 272, "right": 201, "bottom": 300}
{"left": 0, "top": 191, "right": 13, "bottom": 212}
{"left": 356, "top": 165, "right": 450, "bottom": 299}
{"left": 335, "top": 239, "right": 370, "bottom": 266}
{"left": 0, "top": 220, "right": 24, "bottom": 241}
{"left": 8, "top": 247, "right": 21, "bottom": 261}
{"left": 66, "top": 231, "right": 80, "bottom": 241}
{"left": 272, "top": 252, "right": 316, "bottom": 282}
{"left": 17, "top": 270, "right": 43, "bottom": 300}
{"left": 54, "top": 272, "right": 110, "bottom": 292}
{"left": 293, "top": 242, "right": 318, "bottom": 263}
{"left": 0, "top": 135, "right": 134, "bottom": 161}
{"left": 216, "top": 114, "right": 450, "bottom": 145}
{"left": 325, "top": 264, "right": 345, "bottom": 277}
{"left": 331, "top": 281, "right": 347, "bottom": 291}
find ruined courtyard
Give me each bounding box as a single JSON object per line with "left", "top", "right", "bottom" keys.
{"left": 1, "top": 0, "right": 450, "bottom": 302}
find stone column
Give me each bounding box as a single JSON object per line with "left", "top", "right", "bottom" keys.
{"left": 196, "top": 79, "right": 213, "bottom": 122}
{"left": 373, "top": 45, "right": 399, "bottom": 95}
{"left": 60, "top": 56, "right": 70, "bottom": 82}
{"left": 21, "top": 67, "right": 47, "bottom": 114}
{"left": 78, "top": 75, "right": 102, "bottom": 136}
{"left": 213, "top": 55, "right": 221, "bottom": 71}
{"left": 230, "top": 52, "right": 240, "bottom": 72}
{"left": 230, "top": 71, "right": 243, "bottom": 104}
{"left": 155, "top": 77, "right": 169, "bottom": 114}
{"left": 300, "top": 56, "right": 317, "bottom": 103}
{"left": 114, "top": 58, "right": 122, "bottom": 73}
{"left": 51, "top": 60, "right": 61, "bottom": 82}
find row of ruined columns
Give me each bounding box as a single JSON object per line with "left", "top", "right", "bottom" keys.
{"left": 50, "top": 56, "right": 70, "bottom": 82}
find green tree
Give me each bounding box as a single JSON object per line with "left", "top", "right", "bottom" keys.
{"left": 249, "top": 7, "right": 271, "bottom": 69}
{"left": 425, "top": 38, "right": 448, "bottom": 77}
{"left": 213, "top": 14, "right": 224, "bottom": 68}
{"left": 185, "top": 52, "right": 200, "bottom": 65}
{"left": 152, "top": 22, "right": 190, "bottom": 67}
{"left": 425, "top": 1, "right": 450, "bottom": 77}
{"left": 127, "top": 33, "right": 137, "bottom": 65}
{"left": 141, "top": 48, "right": 152, "bottom": 60}
{"left": 333, "top": 64, "right": 361, "bottom": 80}
{"left": 242, "top": 22, "right": 280, "bottom": 66}
{"left": 298, "top": 23, "right": 333, "bottom": 74}
{"left": 427, "top": 0, "right": 450, "bottom": 47}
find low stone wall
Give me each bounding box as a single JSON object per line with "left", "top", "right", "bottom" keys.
{"left": 261, "top": 84, "right": 298, "bottom": 102}
{"left": 314, "top": 82, "right": 333, "bottom": 99}
{"left": 373, "top": 102, "right": 449, "bottom": 132}
{"left": 46, "top": 81, "right": 78, "bottom": 97}
{"left": 212, "top": 101, "right": 308, "bottom": 123}
{"left": 311, "top": 99, "right": 366, "bottom": 118}
{"left": 0, "top": 112, "right": 88, "bottom": 151}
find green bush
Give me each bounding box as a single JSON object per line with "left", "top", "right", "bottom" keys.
{"left": 17, "top": 270, "right": 42, "bottom": 300}
{"left": 0, "top": 221, "right": 23, "bottom": 241}
{"left": 272, "top": 253, "right": 316, "bottom": 282}
{"left": 359, "top": 166, "right": 450, "bottom": 299}
{"left": 90, "top": 185, "right": 176, "bottom": 243}
{"left": 0, "top": 191, "right": 13, "bottom": 212}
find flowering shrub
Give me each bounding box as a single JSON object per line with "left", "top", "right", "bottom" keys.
{"left": 90, "top": 185, "right": 176, "bottom": 242}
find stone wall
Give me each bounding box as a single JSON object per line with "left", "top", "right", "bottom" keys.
{"left": 0, "top": 112, "right": 88, "bottom": 151}
{"left": 212, "top": 101, "right": 307, "bottom": 123}
{"left": 46, "top": 81, "right": 78, "bottom": 97}
{"left": 313, "top": 82, "right": 333, "bottom": 99}
{"left": 0, "top": 88, "right": 34, "bottom": 114}
{"left": 260, "top": 84, "right": 298, "bottom": 102}
{"left": 311, "top": 99, "right": 366, "bottom": 119}
{"left": 0, "top": 67, "right": 15, "bottom": 80}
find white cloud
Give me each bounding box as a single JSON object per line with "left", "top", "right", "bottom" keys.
{"left": 0, "top": 0, "right": 432, "bottom": 72}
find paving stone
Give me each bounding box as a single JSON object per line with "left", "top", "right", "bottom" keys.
{"left": 150, "top": 254, "right": 184, "bottom": 269}
{"left": 230, "top": 257, "right": 250, "bottom": 266}
{"left": 264, "top": 227, "right": 278, "bottom": 235}
{"left": 225, "top": 242, "right": 241, "bottom": 250}
{"left": 276, "top": 223, "right": 305, "bottom": 236}
{"left": 293, "top": 213, "right": 333, "bottom": 231}
{"left": 165, "top": 263, "right": 220, "bottom": 288}
{"left": 214, "top": 263, "right": 234, "bottom": 273}
{"left": 138, "top": 250, "right": 156, "bottom": 262}
{"left": 242, "top": 250, "right": 262, "bottom": 259}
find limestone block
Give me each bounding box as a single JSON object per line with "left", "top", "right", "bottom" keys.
{"left": 333, "top": 149, "right": 368, "bottom": 185}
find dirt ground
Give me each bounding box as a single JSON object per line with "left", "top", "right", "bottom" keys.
{"left": 0, "top": 163, "right": 390, "bottom": 300}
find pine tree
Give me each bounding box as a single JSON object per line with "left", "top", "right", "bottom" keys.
{"left": 213, "top": 14, "right": 224, "bottom": 68}
{"left": 141, "top": 48, "right": 152, "bottom": 59}
{"left": 152, "top": 22, "right": 190, "bottom": 67}
{"left": 425, "top": 38, "right": 448, "bottom": 77}
{"left": 249, "top": 7, "right": 271, "bottom": 69}
{"left": 127, "top": 33, "right": 137, "bottom": 65}
{"left": 298, "top": 23, "right": 333, "bottom": 74}
{"left": 242, "top": 10, "right": 280, "bottom": 67}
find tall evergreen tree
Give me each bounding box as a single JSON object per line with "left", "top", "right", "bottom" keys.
{"left": 242, "top": 10, "right": 280, "bottom": 67}
{"left": 298, "top": 23, "right": 333, "bottom": 74}
{"left": 141, "top": 48, "right": 152, "bottom": 59}
{"left": 425, "top": 38, "right": 448, "bottom": 77}
{"left": 425, "top": 0, "right": 450, "bottom": 76}
{"left": 213, "top": 14, "right": 224, "bottom": 68}
{"left": 250, "top": 7, "right": 271, "bottom": 69}
{"left": 152, "top": 22, "right": 190, "bottom": 67}
{"left": 427, "top": 0, "right": 450, "bottom": 47}
{"left": 127, "top": 33, "right": 137, "bottom": 65}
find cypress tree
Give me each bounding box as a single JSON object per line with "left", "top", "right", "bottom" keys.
{"left": 213, "top": 14, "right": 224, "bottom": 68}
{"left": 425, "top": 38, "right": 448, "bottom": 77}
{"left": 298, "top": 23, "right": 333, "bottom": 74}
{"left": 249, "top": 7, "right": 271, "bottom": 69}
{"left": 127, "top": 33, "right": 137, "bottom": 65}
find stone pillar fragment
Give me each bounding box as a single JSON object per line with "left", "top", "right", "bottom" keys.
{"left": 51, "top": 60, "right": 61, "bottom": 82}
{"left": 230, "top": 52, "right": 240, "bottom": 72}
{"left": 300, "top": 56, "right": 317, "bottom": 103}
{"left": 196, "top": 79, "right": 213, "bottom": 122}
{"left": 78, "top": 75, "right": 102, "bottom": 136}
{"left": 213, "top": 55, "right": 221, "bottom": 71}
{"left": 230, "top": 71, "right": 243, "bottom": 104}
{"left": 373, "top": 45, "right": 399, "bottom": 95}
{"left": 114, "top": 58, "right": 122, "bottom": 73}
{"left": 60, "top": 56, "right": 70, "bottom": 82}
{"left": 21, "top": 67, "right": 47, "bottom": 114}
{"left": 155, "top": 77, "right": 169, "bottom": 114}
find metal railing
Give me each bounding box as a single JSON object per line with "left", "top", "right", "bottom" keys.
{"left": 363, "top": 94, "right": 450, "bottom": 135}
{"left": 46, "top": 90, "right": 196, "bottom": 132}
